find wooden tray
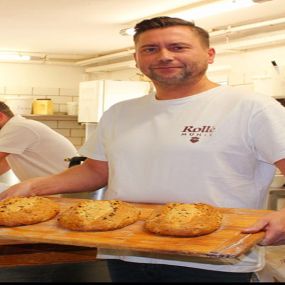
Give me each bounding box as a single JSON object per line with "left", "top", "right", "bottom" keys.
{"left": 0, "top": 197, "right": 271, "bottom": 260}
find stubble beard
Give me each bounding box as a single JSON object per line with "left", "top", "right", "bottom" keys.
{"left": 147, "top": 63, "right": 208, "bottom": 86}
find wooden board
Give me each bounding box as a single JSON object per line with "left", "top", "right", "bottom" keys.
{"left": 0, "top": 197, "right": 271, "bottom": 260}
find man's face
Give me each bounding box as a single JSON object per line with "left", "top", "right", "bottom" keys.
{"left": 134, "top": 26, "right": 215, "bottom": 86}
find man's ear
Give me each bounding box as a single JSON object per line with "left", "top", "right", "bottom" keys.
{"left": 0, "top": 112, "right": 6, "bottom": 121}
{"left": 133, "top": 53, "right": 139, "bottom": 68}
{"left": 0, "top": 112, "right": 4, "bottom": 127}
{"left": 207, "top": 48, "right": 216, "bottom": 64}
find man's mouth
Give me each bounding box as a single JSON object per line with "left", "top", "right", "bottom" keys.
{"left": 152, "top": 66, "right": 182, "bottom": 69}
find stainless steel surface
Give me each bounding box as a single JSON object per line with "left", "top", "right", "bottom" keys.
{"left": 267, "top": 187, "right": 285, "bottom": 210}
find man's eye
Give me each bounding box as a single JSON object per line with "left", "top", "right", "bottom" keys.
{"left": 142, "top": 47, "right": 157, "bottom": 53}
{"left": 171, "top": 46, "right": 186, "bottom": 51}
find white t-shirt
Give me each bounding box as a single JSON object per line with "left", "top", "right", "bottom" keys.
{"left": 80, "top": 85, "right": 285, "bottom": 272}
{"left": 0, "top": 115, "right": 78, "bottom": 181}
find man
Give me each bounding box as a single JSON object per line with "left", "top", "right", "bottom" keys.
{"left": 0, "top": 101, "right": 78, "bottom": 182}
{"left": 0, "top": 17, "right": 285, "bottom": 282}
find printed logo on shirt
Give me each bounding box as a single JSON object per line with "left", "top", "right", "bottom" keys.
{"left": 181, "top": 125, "right": 215, "bottom": 143}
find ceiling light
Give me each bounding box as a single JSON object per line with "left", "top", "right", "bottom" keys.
{"left": 120, "top": 28, "right": 135, "bottom": 36}
{"left": 0, "top": 52, "right": 31, "bottom": 61}
{"left": 172, "top": 0, "right": 255, "bottom": 21}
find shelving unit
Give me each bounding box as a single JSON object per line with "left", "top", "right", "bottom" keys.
{"left": 24, "top": 115, "right": 78, "bottom": 121}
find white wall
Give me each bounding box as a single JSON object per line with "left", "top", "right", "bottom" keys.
{"left": 0, "top": 62, "right": 86, "bottom": 88}
{"left": 0, "top": 44, "right": 284, "bottom": 111}
{"left": 208, "top": 45, "right": 285, "bottom": 96}
{"left": 0, "top": 62, "right": 86, "bottom": 114}
{"left": 89, "top": 44, "right": 285, "bottom": 98}
{"left": 89, "top": 69, "right": 145, "bottom": 81}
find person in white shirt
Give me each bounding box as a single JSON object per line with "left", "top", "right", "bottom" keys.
{"left": 0, "top": 17, "right": 285, "bottom": 282}
{"left": 0, "top": 101, "right": 78, "bottom": 182}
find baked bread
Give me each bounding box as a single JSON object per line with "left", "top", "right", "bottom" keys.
{"left": 58, "top": 200, "right": 141, "bottom": 231}
{"left": 0, "top": 196, "right": 60, "bottom": 227}
{"left": 144, "top": 202, "right": 222, "bottom": 237}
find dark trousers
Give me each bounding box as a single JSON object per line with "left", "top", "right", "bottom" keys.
{"left": 107, "top": 259, "right": 253, "bottom": 283}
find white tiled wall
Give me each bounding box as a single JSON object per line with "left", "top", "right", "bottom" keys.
{"left": 25, "top": 116, "right": 86, "bottom": 148}
{"left": 0, "top": 85, "right": 79, "bottom": 115}
{"left": 0, "top": 85, "right": 86, "bottom": 148}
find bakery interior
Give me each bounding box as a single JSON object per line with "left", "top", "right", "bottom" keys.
{"left": 0, "top": 0, "right": 285, "bottom": 282}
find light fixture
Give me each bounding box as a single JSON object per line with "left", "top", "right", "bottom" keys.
{"left": 120, "top": 28, "right": 135, "bottom": 36}
{"left": 172, "top": 0, "right": 255, "bottom": 20}
{"left": 120, "top": 0, "right": 256, "bottom": 36}
{"left": 0, "top": 52, "right": 31, "bottom": 61}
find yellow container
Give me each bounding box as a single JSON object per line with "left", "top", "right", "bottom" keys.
{"left": 32, "top": 99, "right": 54, "bottom": 115}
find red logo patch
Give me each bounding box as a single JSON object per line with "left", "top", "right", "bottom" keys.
{"left": 190, "top": 137, "right": 200, "bottom": 143}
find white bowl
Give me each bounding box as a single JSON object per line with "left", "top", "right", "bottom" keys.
{"left": 271, "top": 175, "right": 285, "bottom": 187}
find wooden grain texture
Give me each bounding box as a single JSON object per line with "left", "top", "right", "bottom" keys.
{"left": 0, "top": 197, "right": 272, "bottom": 260}
{"left": 0, "top": 243, "right": 97, "bottom": 267}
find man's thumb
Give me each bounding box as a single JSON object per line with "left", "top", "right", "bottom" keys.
{"left": 241, "top": 219, "right": 268, "bottom": 234}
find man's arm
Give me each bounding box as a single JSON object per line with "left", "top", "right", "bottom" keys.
{"left": 0, "top": 158, "right": 108, "bottom": 200}
{"left": 0, "top": 152, "right": 11, "bottom": 175}
{"left": 242, "top": 158, "right": 285, "bottom": 245}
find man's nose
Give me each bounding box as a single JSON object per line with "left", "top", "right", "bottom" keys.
{"left": 157, "top": 48, "right": 173, "bottom": 61}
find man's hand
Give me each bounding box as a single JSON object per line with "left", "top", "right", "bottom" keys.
{"left": 0, "top": 153, "right": 10, "bottom": 175}
{"left": 0, "top": 178, "right": 40, "bottom": 201}
{"left": 242, "top": 208, "right": 285, "bottom": 246}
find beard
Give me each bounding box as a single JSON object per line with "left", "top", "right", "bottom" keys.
{"left": 146, "top": 62, "right": 208, "bottom": 86}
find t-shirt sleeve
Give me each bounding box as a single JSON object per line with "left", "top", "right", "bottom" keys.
{"left": 79, "top": 113, "right": 110, "bottom": 162}
{"left": 249, "top": 99, "right": 285, "bottom": 163}
{"left": 0, "top": 125, "right": 37, "bottom": 154}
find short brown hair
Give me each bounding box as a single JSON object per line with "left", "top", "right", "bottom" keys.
{"left": 0, "top": 101, "right": 14, "bottom": 117}
{"left": 133, "top": 16, "right": 209, "bottom": 47}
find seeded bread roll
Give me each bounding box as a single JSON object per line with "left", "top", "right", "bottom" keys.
{"left": 58, "top": 200, "right": 141, "bottom": 231}
{"left": 0, "top": 196, "right": 60, "bottom": 227}
{"left": 144, "top": 203, "right": 222, "bottom": 237}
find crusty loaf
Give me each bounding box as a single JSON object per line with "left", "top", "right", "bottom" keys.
{"left": 0, "top": 196, "right": 60, "bottom": 227}
{"left": 58, "top": 200, "right": 141, "bottom": 231}
{"left": 144, "top": 203, "right": 222, "bottom": 237}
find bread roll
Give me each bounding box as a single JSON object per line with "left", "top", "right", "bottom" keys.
{"left": 0, "top": 196, "right": 60, "bottom": 226}
{"left": 144, "top": 202, "right": 222, "bottom": 237}
{"left": 58, "top": 200, "right": 140, "bottom": 231}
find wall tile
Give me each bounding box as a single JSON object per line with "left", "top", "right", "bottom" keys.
{"left": 53, "top": 104, "right": 60, "bottom": 113}
{"left": 68, "top": 137, "right": 83, "bottom": 147}
{"left": 58, "top": 121, "right": 83, "bottom": 129}
{"left": 55, "top": 129, "right": 71, "bottom": 137}
{"left": 3, "top": 94, "right": 35, "bottom": 100}
{"left": 59, "top": 88, "right": 79, "bottom": 96}
{"left": 0, "top": 86, "right": 5, "bottom": 94}
{"left": 71, "top": 129, "right": 85, "bottom": 137}
{"left": 49, "top": 96, "right": 73, "bottom": 104}
{"left": 33, "top": 87, "right": 60, "bottom": 96}
{"left": 59, "top": 104, "right": 68, "bottom": 113}
{"left": 6, "top": 86, "right": 33, "bottom": 95}
{"left": 40, "top": 121, "right": 58, "bottom": 128}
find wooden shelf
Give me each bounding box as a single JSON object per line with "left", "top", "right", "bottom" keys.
{"left": 24, "top": 115, "right": 78, "bottom": 121}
